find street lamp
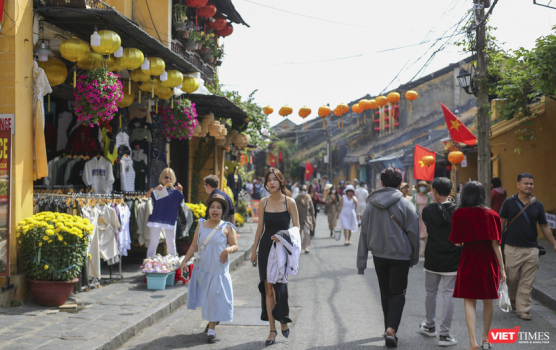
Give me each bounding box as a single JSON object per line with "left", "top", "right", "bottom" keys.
{"left": 457, "top": 67, "right": 476, "bottom": 96}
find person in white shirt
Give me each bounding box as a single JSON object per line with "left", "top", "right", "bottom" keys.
{"left": 355, "top": 181, "right": 369, "bottom": 223}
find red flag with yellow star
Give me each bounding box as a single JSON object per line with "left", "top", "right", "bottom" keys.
{"left": 440, "top": 102, "right": 477, "bottom": 146}
{"left": 305, "top": 162, "right": 315, "bottom": 181}
{"left": 414, "top": 145, "right": 436, "bottom": 181}
{"left": 269, "top": 154, "right": 277, "bottom": 167}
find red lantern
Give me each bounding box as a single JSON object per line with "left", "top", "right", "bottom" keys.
{"left": 385, "top": 124, "right": 390, "bottom": 130}
{"left": 207, "top": 14, "right": 227, "bottom": 31}
{"left": 374, "top": 127, "right": 380, "bottom": 132}
{"left": 446, "top": 164, "right": 452, "bottom": 171}
{"left": 197, "top": 1, "right": 217, "bottom": 18}
{"left": 374, "top": 119, "right": 380, "bottom": 124}
{"left": 185, "top": 0, "right": 209, "bottom": 7}
{"left": 394, "top": 122, "right": 400, "bottom": 128}
{"left": 216, "top": 23, "right": 233, "bottom": 37}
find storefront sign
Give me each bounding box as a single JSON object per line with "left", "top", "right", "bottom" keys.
{"left": 0, "top": 114, "right": 12, "bottom": 276}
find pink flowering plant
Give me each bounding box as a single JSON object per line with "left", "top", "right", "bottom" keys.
{"left": 160, "top": 98, "right": 199, "bottom": 140}
{"left": 74, "top": 68, "right": 123, "bottom": 126}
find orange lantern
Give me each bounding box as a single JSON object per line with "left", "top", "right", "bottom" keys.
{"left": 318, "top": 105, "right": 331, "bottom": 129}
{"left": 387, "top": 91, "right": 401, "bottom": 104}
{"left": 299, "top": 106, "right": 311, "bottom": 130}
{"left": 352, "top": 103, "right": 363, "bottom": 126}
{"left": 369, "top": 99, "right": 378, "bottom": 109}
{"left": 376, "top": 95, "right": 388, "bottom": 107}
{"left": 333, "top": 108, "right": 342, "bottom": 117}
{"left": 406, "top": 90, "right": 418, "bottom": 113}
{"left": 278, "top": 105, "right": 293, "bottom": 117}
{"left": 263, "top": 106, "right": 273, "bottom": 115}
{"left": 359, "top": 99, "right": 371, "bottom": 124}
{"left": 422, "top": 155, "right": 435, "bottom": 167}
{"left": 448, "top": 151, "right": 464, "bottom": 165}
{"left": 338, "top": 103, "right": 349, "bottom": 115}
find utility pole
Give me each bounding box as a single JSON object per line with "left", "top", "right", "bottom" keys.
{"left": 475, "top": 0, "right": 491, "bottom": 206}
{"left": 327, "top": 120, "right": 332, "bottom": 182}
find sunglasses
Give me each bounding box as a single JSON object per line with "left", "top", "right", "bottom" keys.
{"left": 165, "top": 176, "right": 172, "bottom": 180}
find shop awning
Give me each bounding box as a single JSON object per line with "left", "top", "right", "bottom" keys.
{"left": 369, "top": 150, "right": 405, "bottom": 169}
{"left": 182, "top": 94, "right": 249, "bottom": 132}
{"left": 35, "top": 6, "right": 200, "bottom": 74}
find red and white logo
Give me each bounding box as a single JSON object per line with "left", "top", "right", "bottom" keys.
{"left": 489, "top": 327, "right": 520, "bottom": 343}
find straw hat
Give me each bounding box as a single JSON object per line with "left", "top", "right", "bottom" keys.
{"left": 399, "top": 182, "right": 409, "bottom": 190}
{"left": 414, "top": 180, "right": 432, "bottom": 192}
{"left": 205, "top": 194, "right": 229, "bottom": 214}
{"left": 324, "top": 183, "right": 333, "bottom": 191}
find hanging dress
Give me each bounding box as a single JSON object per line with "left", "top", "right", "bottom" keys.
{"left": 258, "top": 196, "right": 293, "bottom": 324}
{"left": 339, "top": 195, "right": 358, "bottom": 232}
{"left": 187, "top": 219, "right": 236, "bottom": 322}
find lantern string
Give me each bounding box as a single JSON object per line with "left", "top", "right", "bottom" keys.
{"left": 322, "top": 120, "right": 325, "bottom": 130}
{"left": 364, "top": 112, "right": 366, "bottom": 124}
{"left": 138, "top": 90, "right": 141, "bottom": 103}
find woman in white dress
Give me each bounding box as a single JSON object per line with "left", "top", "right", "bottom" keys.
{"left": 336, "top": 184, "right": 358, "bottom": 245}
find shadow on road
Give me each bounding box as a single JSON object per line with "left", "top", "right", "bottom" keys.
{"left": 306, "top": 336, "right": 386, "bottom": 349}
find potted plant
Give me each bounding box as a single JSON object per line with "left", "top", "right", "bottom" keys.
{"left": 18, "top": 212, "right": 92, "bottom": 306}
{"left": 173, "top": 3, "right": 189, "bottom": 31}
{"left": 178, "top": 21, "right": 195, "bottom": 40}
{"left": 159, "top": 98, "right": 199, "bottom": 140}
{"left": 213, "top": 46, "right": 224, "bottom": 66}
{"left": 74, "top": 68, "right": 123, "bottom": 126}
{"left": 184, "top": 29, "right": 204, "bottom": 50}
{"left": 199, "top": 33, "right": 215, "bottom": 55}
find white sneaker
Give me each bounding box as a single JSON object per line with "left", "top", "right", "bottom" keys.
{"left": 439, "top": 334, "right": 457, "bottom": 347}
{"left": 418, "top": 322, "right": 437, "bottom": 337}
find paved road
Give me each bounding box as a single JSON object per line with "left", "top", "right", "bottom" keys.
{"left": 120, "top": 215, "right": 556, "bottom": 350}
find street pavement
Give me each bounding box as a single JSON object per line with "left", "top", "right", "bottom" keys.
{"left": 118, "top": 214, "right": 556, "bottom": 350}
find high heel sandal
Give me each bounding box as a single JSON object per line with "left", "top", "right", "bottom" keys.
{"left": 265, "top": 330, "right": 277, "bottom": 346}
{"left": 281, "top": 327, "right": 290, "bottom": 338}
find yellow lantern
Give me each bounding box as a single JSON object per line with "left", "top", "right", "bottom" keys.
{"left": 387, "top": 91, "right": 401, "bottom": 104}
{"left": 122, "top": 48, "right": 144, "bottom": 71}
{"left": 37, "top": 57, "right": 67, "bottom": 87}
{"left": 405, "top": 90, "right": 418, "bottom": 113}
{"left": 105, "top": 54, "right": 124, "bottom": 72}
{"left": 160, "top": 70, "right": 183, "bottom": 88}
{"left": 157, "top": 88, "right": 174, "bottom": 101}
{"left": 376, "top": 95, "right": 388, "bottom": 107}
{"left": 369, "top": 99, "right": 378, "bottom": 109}
{"left": 59, "top": 37, "right": 90, "bottom": 88}
{"left": 139, "top": 78, "right": 161, "bottom": 92}
{"left": 422, "top": 155, "right": 435, "bottom": 167}
{"left": 299, "top": 106, "right": 311, "bottom": 130}
{"left": 338, "top": 103, "right": 349, "bottom": 115}
{"left": 263, "top": 106, "right": 273, "bottom": 115}
{"left": 117, "top": 80, "right": 135, "bottom": 108}
{"left": 359, "top": 99, "right": 371, "bottom": 124}
{"left": 279, "top": 105, "right": 293, "bottom": 117}
{"left": 77, "top": 51, "right": 103, "bottom": 70}
{"left": 182, "top": 76, "right": 199, "bottom": 93}
{"left": 141, "top": 57, "right": 165, "bottom": 77}
{"left": 448, "top": 151, "right": 464, "bottom": 165}
{"left": 318, "top": 105, "right": 331, "bottom": 129}
{"left": 130, "top": 68, "right": 150, "bottom": 83}
{"left": 91, "top": 30, "right": 121, "bottom": 56}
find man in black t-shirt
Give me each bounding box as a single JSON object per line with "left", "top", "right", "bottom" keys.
{"left": 499, "top": 172, "right": 556, "bottom": 320}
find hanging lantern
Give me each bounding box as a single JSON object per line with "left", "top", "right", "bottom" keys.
{"left": 91, "top": 30, "right": 121, "bottom": 56}
{"left": 278, "top": 105, "right": 293, "bottom": 117}
{"left": 117, "top": 80, "right": 135, "bottom": 108}
{"left": 338, "top": 103, "right": 349, "bottom": 115}
{"left": 446, "top": 164, "right": 452, "bottom": 171}
{"left": 157, "top": 88, "right": 174, "bottom": 100}
{"left": 406, "top": 90, "right": 418, "bottom": 113}
{"left": 130, "top": 68, "right": 150, "bottom": 83}
{"left": 37, "top": 57, "right": 67, "bottom": 87}
{"left": 59, "top": 37, "right": 90, "bottom": 88}
{"left": 207, "top": 13, "right": 227, "bottom": 31}
{"left": 318, "top": 105, "right": 331, "bottom": 130}
{"left": 182, "top": 76, "right": 199, "bottom": 93}
{"left": 186, "top": 0, "right": 209, "bottom": 26}
{"left": 369, "top": 99, "right": 378, "bottom": 109}
{"left": 216, "top": 23, "right": 233, "bottom": 37}
{"left": 77, "top": 51, "right": 103, "bottom": 70}
{"left": 352, "top": 103, "right": 363, "bottom": 126}
{"left": 299, "top": 106, "right": 311, "bottom": 130}
{"left": 114, "top": 46, "right": 123, "bottom": 58}
{"left": 161, "top": 70, "right": 183, "bottom": 88}
{"left": 197, "top": 1, "right": 217, "bottom": 18}
{"left": 263, "top": 106, "right": 273, "bottom": 115}
{"left": 387, "top": 91, "right": 401, "bottom": 104}
{"left": 141, "top": 57, "right": 165, "bottom": 97}
{"left": 448, "top": 151, "right": 464, "bottom": 165}
{"left": 122, "top": 48, "right": 144, "bottom": 71}
{"left": 105, "top": 54, "right": 124, "bottom": 72}
{"left": 333, "top": 108, "right": 342, "bottom": 117}
{"left": 422, "top": 155, "right": 435, "bottom": 167}
{"left": 376, "top": 95, "right": 388, "bottom": 107}
{"left": 359, "top": 99, "right": 371, "bottom": 110}
{"left": 139, "top": 78, "right": 161, "bottom": 92}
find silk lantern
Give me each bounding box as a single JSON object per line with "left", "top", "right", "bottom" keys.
{"left": 448, "top": 151, "right": 464, "bottom": 165}
{"left": 208, "top": 14, "right": 227, "bottom": 31}
{"left": 161, "top": 70, "right": 183, "bottom": 107}
{"left": 141, "top": 57, "right": 165, "bottom": 97}
{"left": 299, "top": 106, "right": 311, "bottom": 130}
{"left": 359, "top": 99, "right": 371, "bottom": 124}
{"left": 59, "top": 37, "right": 90, "bottom": 87}
{"left": 376, "top": 95, "right": 387, "bottom": 107}
{"left": 352, "top": 103, "right": 363, "bottom": 126}
{"left": 77, "top": 51, "right": 102, "bottom": 70}
{"left": 186, "top": 0, "right": 209, "bottom": 26}
{"left": 197, "top": 1, "right": 217, "bottom": 18}
{"left": 91, "top": 30, "right": 121, "bottom": 56}
{"left": 279, "top": 105, "right": 293, "bottom": 117}
{"left": 117, "top": 80, "right": 134, "bottom": 108}
{"left": 318, "top": 105, "right": 331, "bottom": 129}
{"left": 122, "top": 48, "right": 144, "bottom": 95}
{"left": 422, "top": 155, "right": 435, "bottom": 167}
{"left": 105, "top": 54, "right": 124, "bottom": 72}
{"left": 405, "top": 90, "right": 418, "bottom": 113}
{"left": 263, "top": 106, "right": 273, "bottom": 115}
{"left": 38, "top": 57, "right": 67, "bottom": 111}
{"left": 216, "top": 23, "right": 233, "bottom": 37}
{"left": 130, "top": 69, "right": 150, "bottom": 103}
{"left": 387, "top": 91, "right": 400, "bottom": 104}
{"left": 182, "top": 76, "right": 199, "bottom": 93}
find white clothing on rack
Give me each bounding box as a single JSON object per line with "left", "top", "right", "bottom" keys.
{"left": 115, "top": 131, "right": 130, "bottom": 151}
{"left": 118, "top": 203, "right": 131, "bottom": 256}
{"left": 82, "top": 156, "right": 115, "bottom": 194}
{"left": 136, "top": 198, "right": 153, "bottom": 246}
{"left": 120, "top": 156, "right": 135, "bottom": 191}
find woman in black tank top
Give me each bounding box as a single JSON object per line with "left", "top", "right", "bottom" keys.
{"left": 251, "top": 168, "right": 300, "bottom": 346}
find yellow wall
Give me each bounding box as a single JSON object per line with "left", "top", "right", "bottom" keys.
{"left": 104, "top": 0, "right": 133, "bottom": 18}
{"left": 188, "top": 138, "right": 216, "bottom": 203}
{"left": 131, "top": 0, "right": 172, "bottom": 47}
{"left": 0, "top": 0, "right": 34, "bottom": 298}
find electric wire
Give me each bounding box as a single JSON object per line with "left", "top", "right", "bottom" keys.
{"left": 0, "top": 0, "right": 20, "bottom": 38}
{"left": 144, "top": 0, "right": 163, "bottom": 44}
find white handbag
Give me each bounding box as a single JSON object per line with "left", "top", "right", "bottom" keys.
{"left": 193, "top": 220, "right": 224, "bottom": 262}
{"left": 333, "top": 224, "right": 342, "bottom": 241}
{"left": 498, "top": 281, "right": 511, "bottom": 312}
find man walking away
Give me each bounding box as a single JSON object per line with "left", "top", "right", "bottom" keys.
{"left": 499, "top": 172, "right": 556, "bottom": 321}
{"left": 490, "top": 177, "right": 506, "bottom": 213}
{"left": 357, "top": 167, "right": 419, "bottom": 348}
{"left": 419, "top": 177, "right": 460, "bottom": 347}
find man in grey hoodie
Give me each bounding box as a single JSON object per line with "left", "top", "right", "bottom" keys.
{"left": 357, "top": 167, "right": 420, "bottom": 348}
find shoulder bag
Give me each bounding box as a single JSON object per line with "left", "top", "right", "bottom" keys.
{"left": 387, "top": 207, "right": 408, "bottom": 235}
{"left": 502, "top": 197, "right": 544, "bottom": 257}
{"left": 194, "top": 220, "right": 224, "bottom": 262}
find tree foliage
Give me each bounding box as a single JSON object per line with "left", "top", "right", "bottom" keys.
{"left": 206, "top": 77, "right": 272, "bottom": 148}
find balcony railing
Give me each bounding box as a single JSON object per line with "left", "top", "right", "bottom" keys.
{"left": 171, "top": 39, "right": 216, "bottom": 85}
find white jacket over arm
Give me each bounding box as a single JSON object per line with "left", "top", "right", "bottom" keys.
{"left": 267, "top": 227, "right": 300, "bottom": 284}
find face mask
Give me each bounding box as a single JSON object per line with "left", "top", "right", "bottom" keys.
{"left": 300, "top": 190, "right": 307, "bottom": 196}
{"left": 419, "top": 187, "right": 427, "bottom": 193}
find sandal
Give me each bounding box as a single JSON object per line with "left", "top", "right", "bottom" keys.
{"left": 482, "top": 341, "right": 491, "bottom": 349}
{"left": 517, "top": 312, "right": 532, "bottom": 321}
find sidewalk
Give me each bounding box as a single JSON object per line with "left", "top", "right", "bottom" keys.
{"left": 0, "top": 222, "right": 256, "bottom": 350}
{"left": 532, "top": 238, "right": 556, "bottom": 311}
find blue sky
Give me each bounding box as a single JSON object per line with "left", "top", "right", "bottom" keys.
{"left": 219, "top": 0, "right": 556, "bottom": 127}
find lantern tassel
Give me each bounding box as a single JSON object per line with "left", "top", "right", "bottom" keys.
{"left": 129, "top": 78, "right": 131, "bottom": 95}
{"left": 48, "top": 94, "right": 50, "bottom": 112}
{"left": 338, "top": 120, "right": 340, "bottom": 128}
{"left": 357, "top": 117, "right": 359, "bottom": 126}
{"left": 73, "top": 70, "right": 76, "bottom": 88}
{"left": 322, "top": 120, "right": 325, "bottom": 130}
{"left": 364, "top": 112, "right": 366, "bottom": 124}
{"left": 139, "top": 91, "right": 141, "bottom": 103}
{"left": 151, "top": 81, "right": 154, "bottom": 98}
{"left": 171, "top": 96, "right": 173, "bottom": 108}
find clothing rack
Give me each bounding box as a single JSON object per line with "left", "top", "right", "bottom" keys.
{"left": 34, "top": 185, "right": 93, "bottom": 194}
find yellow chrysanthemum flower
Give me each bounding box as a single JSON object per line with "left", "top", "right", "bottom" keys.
{"left": 38, "top": 242, "right": 43, "bottom": 247}
{"left": 44, "top": 265, "right": 49, "bottom": 269}
{"left": 43, "top": 235, "right": 49, "bottom": 241}
{"left": 45, "top": 229, "right": 54, "bottom": 236}
{"left": 57, "top": 235, "right": 63, "bottom": 241}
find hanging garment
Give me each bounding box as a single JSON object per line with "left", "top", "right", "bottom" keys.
{"left": 51, "top": 157, "right": 69, "bottom": 186}
{"left": 62, "top": 157, "right": 80, "bottom": 185}
{"left": 115, "top": 131, "right": 131, "bottom": 151}
{"left": 82, "top": 156, "right": 115, "bottom": 194}
{"left": 69, "top": 125, "right": 101, "bottom": 157}
{"left": 147, "top": 188, "right": 184, "bottom": 230}
{"left": 132, "top": 149, "right": 148, "bottom": 165}
{"left": 134, "top": 160, "right": 148, "bottom": 191}
{"left": 136, "top": 198, "right": 153, "bottom": 246}
{"left": 120, "top": 155, "right": 135, "bottom": 191}
{"left": 118, "top": 203, "right": 131, "bottom": 256}
{"left": 32, "top": 66, "right": 51, "bottom": 180}
{"left": 56, "top": 111, "right": 73, "bottom": 151}
{"left": 130, "top": 128, "right": 152, "bottom": 143}
{"left": 68, "top": 159, "right": 86, "bottom": 186}
{"left": 44, "top": 157, "right": 59, "bottom": 186}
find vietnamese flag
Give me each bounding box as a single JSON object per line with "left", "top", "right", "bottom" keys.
{"left": 269, "top": 154, "right": 277, "bottom": 167}
{"left": 305, "top": 162, "right": 315, "bottom": 181}
{"left": 278, "top": 151, "right": 283, "bottom": 164}
{"left": 414, "top": 144, "right": 436, "bottom": 181}
{"left": 0, "top": 0, "right": 5, "bottom": 22}
{"left": 440, "top": 102, "right": 477, "bottom": 146}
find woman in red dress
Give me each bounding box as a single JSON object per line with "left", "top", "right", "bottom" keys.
{"left": 449, "top": 181, "right": 506, "bottom": 350}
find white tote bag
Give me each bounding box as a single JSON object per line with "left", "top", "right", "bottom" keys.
{"left": 333, "top": 224, "right": 342, "bottom": 241}
{"left": 498, "top": 281, "right": 511, "bottom": 312}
